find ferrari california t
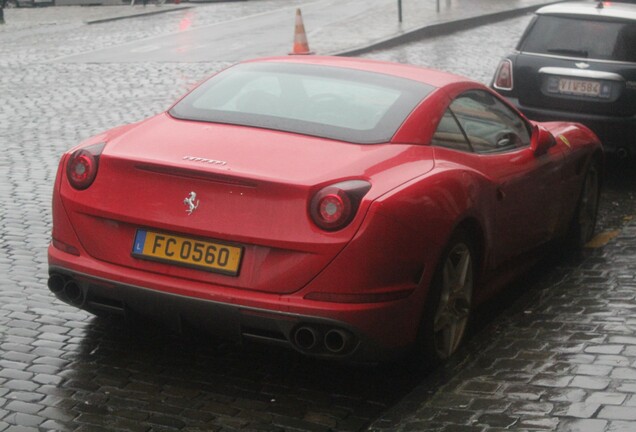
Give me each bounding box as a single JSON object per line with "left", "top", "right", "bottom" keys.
{"left": 48, "top": 56, "right": 602, "bottom": 363}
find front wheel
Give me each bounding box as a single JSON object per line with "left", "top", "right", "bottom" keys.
{"left": 418, "top": 231, "right": 475, "bottom": 365}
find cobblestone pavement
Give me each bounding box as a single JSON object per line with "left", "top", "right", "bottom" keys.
{"left": 369, "top": 229, "right": 636, "bottom": 432}
{"left": 2, "top": 3, "right": 636, "bottom": 432}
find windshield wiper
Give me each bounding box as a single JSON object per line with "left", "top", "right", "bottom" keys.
{"left": 547, "top": 48, "right": 589, "bottom": 58}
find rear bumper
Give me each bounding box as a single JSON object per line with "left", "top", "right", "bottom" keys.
{"left": 507, "top": 97, "right": 635, "bottom": 157}
{"left": 47, "top": 249, "right": 416, "bottom": 362}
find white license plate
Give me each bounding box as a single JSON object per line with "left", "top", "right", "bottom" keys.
{"left": 546, "top": 76, "right": 612, "bottom": 99}
{"left": 557, "top": 78, "right": 600, "bottom": 97}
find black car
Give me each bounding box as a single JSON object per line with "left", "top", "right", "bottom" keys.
{"left": 491, "top": 1, "right": 636, "bottom": 159}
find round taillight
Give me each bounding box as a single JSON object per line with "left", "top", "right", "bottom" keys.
{"left": 318, "top": 192, "right": 350, "bottom": 225}
{"left": 66, "top": 143, "right": 105, "bottom": 190}
{"left": 310, "top": 180, "right": 371, "bottom": 231}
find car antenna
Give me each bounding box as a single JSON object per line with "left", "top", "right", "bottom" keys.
{"left": 596, "top": 1, "right": 604, "bottom": 9}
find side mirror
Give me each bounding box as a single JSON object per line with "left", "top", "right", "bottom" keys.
{"left": 531, "top": 125, "right": 556, "bottom": 156}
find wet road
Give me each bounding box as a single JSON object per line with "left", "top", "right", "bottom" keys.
{"left": 55, "top": 0, "right": 377, "bottom": 63}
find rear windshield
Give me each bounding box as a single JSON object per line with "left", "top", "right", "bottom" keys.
{"left": 169, "top": 62, "right": 434, "bottom": 144}
{"left": 519, "top": 15, "right": 636, "bottom": 62}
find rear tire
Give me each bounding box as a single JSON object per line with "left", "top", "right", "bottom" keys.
{"left": 417, "top": 230, "right": 475, "bottom": 366}
{"left": 569, "top": 160, "right": 601, "bottom": 248}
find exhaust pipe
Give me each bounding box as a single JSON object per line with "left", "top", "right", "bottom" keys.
{"left": 324, "top": 329, "right": 352, "bottom": 354}
{"left": 616, "top": 147, "right": 629, "bottom": 160}
{"left": 47, "top": 274, "right": 67, "bottom": 294}
{"left": 63, "top": 280, "right": 85, "bottom": 306}
{"left": 293, "top": 326, "right": 319, "bottom": 351}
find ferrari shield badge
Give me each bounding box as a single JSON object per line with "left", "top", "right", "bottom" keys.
{"left": 184, "top": 191, "right": 199, "bottom": 215}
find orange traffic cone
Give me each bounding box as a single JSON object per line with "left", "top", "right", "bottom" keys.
{"left": 289, "top": 8, "right": 314, "bottom": 55}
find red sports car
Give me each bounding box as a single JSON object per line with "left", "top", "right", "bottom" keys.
{"left": 48, "top": 56, "right": 602, "bottom": 363}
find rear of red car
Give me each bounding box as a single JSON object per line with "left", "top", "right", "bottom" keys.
{"left": 48, "top": 59, "right": 444, "bottom": 361}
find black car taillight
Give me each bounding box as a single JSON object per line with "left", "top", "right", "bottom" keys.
{"left": 493, "top": 59, "right": 514, "bottom": 91}
{"left": 66, "top": 142, "right": 106, "bottom": 190}
{"left": 310, "top": 180, "right": 371, "bottom": 231}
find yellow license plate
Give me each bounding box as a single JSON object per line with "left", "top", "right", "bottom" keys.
{"left": 132, "top": 229, "right": 243, "bottom": 276}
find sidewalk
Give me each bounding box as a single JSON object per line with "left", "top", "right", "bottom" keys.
{"left": 0, "top": 4, "right": 190, "bottom": 31}
{"left": 320, "top": 0, "right": 556, "bottom": 56}
{"left": 0, "top": 0, "right": 555, "bottom": 57}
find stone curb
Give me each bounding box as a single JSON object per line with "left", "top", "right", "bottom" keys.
{"left": 85, "top": 5, "right": 193, "bottom": 25}
{"left": 334, "top": 2, "right": 555, "bottom": 57}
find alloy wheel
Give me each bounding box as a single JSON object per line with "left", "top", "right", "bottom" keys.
{"left": 578, "top": 163, "right": 600, "bottom": 245}
{"left": 433, "top": 242, "right": 473, "bottom": 359}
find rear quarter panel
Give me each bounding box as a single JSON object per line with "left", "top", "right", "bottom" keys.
{"left": 301, "top": 161, "right": 494, "bottom": 345}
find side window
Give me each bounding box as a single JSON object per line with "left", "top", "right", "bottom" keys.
{"left": 614, "top": 23, "right": 636, "bottom": 63}
{"left": 450, "top": 90, "right": 531, "bottom": 153}
{"left": 432, "top": 109, "right": 473, "bottom": 152}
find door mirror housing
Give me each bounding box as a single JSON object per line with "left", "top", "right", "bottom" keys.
{"left": 531, "top": 125, "right": 556, "bottom": 156}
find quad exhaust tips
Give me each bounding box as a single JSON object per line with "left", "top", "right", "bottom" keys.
{"left": 47, "top": 273, "right": 86, "bottom": 307}
{"left": 292, "top": 325, "right": 355, "bottom": 355}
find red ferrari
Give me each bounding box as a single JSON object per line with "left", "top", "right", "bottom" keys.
{"left": 48, "top": 56, "right": 602, "bottom": 363}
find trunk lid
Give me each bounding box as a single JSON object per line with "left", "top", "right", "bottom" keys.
{"left": 60, "top": 114, "right": 434, "bottom": 294}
